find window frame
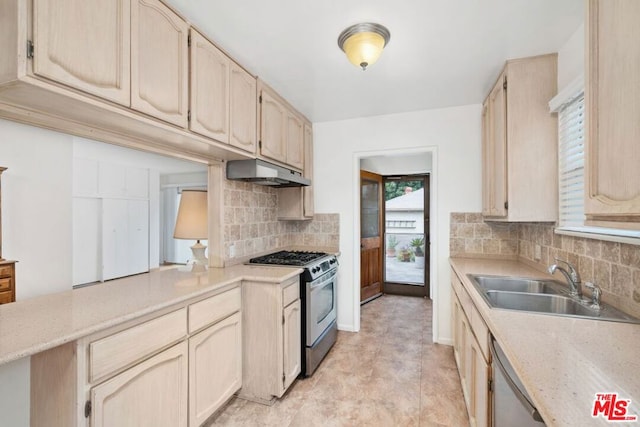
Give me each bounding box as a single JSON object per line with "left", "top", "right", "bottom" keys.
{"left": 550, "top": 75, "right": 640, "bottom": 245}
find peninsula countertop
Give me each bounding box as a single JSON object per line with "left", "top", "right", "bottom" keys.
{"left": 450, "top": 257, "right": 640, "bottom": 427}
{"left": 0, "top": 264, "right": 302, "bottom": 366}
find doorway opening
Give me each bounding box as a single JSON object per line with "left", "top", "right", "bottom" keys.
{"left": 383, "top": 174, "right": 430, "bottom": 297}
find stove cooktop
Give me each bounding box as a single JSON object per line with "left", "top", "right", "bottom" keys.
{"left": 248, "top": 250, "right": 328, "bottom": 267}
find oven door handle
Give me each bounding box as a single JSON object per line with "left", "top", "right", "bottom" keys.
{"left": 309, "top": 270, "right": 337, "bottom": 290}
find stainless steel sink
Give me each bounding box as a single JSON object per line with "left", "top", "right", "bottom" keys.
{"left": 485, "top": 291, "right": 596, "bottom": 316}
{"left": 467, "top": 274, "right": 640, "bottom": 324}
{"left": 471, "top": 275, "right": 561, "bottom": 294}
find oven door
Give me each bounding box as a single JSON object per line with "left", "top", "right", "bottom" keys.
{"left": 306, "top": 268, "right": 337, "bottom": 347}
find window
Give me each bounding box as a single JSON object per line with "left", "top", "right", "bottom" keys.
{"left": 557, "top": 94, "right": 585, "bottom": 228}
{"left": 551, "top": 77, "right": 640, "bottom": 244}
{"left": 386, "top": 220, "right": 416, "bottom": 229}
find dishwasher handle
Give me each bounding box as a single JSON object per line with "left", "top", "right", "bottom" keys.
{"left": 490, "top": 339, "right": 544, "bottom": 423}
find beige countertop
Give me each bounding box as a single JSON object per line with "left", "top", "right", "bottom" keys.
{"left": 0, "top": 264, "right": 302, "bottom": 366}
{"left": 450, "top": 257, "right": 640, "bottom": 427}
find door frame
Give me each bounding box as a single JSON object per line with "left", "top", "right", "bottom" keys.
{"left": 352, "top": 147, "right": 438, "bottom": 340}
{"left": 382, "top": 173, "right": 430, "bottom": 298}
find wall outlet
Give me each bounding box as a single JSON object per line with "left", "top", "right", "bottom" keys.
{"left": 229, "top": 243, "right": 236, "bottom": 258}
{"left": 534, "top": 244, "right": 542, "bottom": 261}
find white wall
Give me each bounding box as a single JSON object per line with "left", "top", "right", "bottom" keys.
{"left": 0, "top": 118, "right": 75, "bottom": 426}
{"left": 557, "top": 23, "right": 585, "bottom": 90}
{"left": 313, "top": 104, "right": 482, "bottom": 342}
{"left": 360, "top": 152, "right": 432, "bottom": 175}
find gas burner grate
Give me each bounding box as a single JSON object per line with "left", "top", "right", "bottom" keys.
{"left": 249, "top": 251, "right": 328, "bottom": 266}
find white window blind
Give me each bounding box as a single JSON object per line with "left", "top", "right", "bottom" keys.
{"left": 558, "top": 94, "right": 585, "bottom": 227}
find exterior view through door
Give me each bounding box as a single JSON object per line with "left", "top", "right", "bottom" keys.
{"left": 383, "top": 175, "right": 429, "bottom": 297}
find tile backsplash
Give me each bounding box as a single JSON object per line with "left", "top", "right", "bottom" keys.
{"left": 223, "top": 180, "right": 339, "bottom": 260}
{"left": 451, "top": 212, "right": 640, "bottom": 317}
{"left": 450, "top": 213, "right": 519, "bottom": 258}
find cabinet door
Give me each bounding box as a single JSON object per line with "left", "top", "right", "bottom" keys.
{"left": 91, "top": 342, "right": 188, "bottom": 427}
{"left": 102, "top": 199, "right": 129, "bottom": 281}
{"left": 33, "top": 0, "right": 131, "bottom": 106}
{"left": 189, "top": 29, "right": 230, "bottom": 143}
{"left": 487, "top": 74, "right": 508, "bottom": 217}
{"left": 466, "top": 336, "right": 489, "bottom": 427}
{"left": 286, "top": 113, "right": 304, "bottom": 170}
{"left": 260, "top": 90, "right": 287, "bottom": 163}
{"left": 282, "top": 300, "right": 301, "bottom": 392}
{"left": 189, "top": 312, "right": 242, "bottom": 427}
{"left": 585, "top": 0, "right": 640, "bottom": 223}
{"left": 127, "top": 200, "right": 149, "bottom": 276}
{"left": 303, "top": 124, "right": 314, "bottom": 217}
{"left": 131, "top": 0, "right": 189, "bottom": 127}
{"left": 481, "top": 102, "right": 492, "bottom": 216}
{"left": 229, "top": 63, "right": 257, "bottom": 153}
{"left": 452, "top": 292, "right": 462, "bottom": 368}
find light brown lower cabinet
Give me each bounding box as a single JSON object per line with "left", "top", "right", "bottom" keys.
{"left": 451, "top": 270, "right": 490, "bottom": 427}
{"left": 31, "top": 282, "right": 241, "bottom": 427}
{"left": 91, "top": 341, "right": 188, "bottom": 427}
{"left": 189, "top": 312, "right": 242, "bottom": 427}
{"left": 239, "top": 276, "right": 301, "bottom": 404}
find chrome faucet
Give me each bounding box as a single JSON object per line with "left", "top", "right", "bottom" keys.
{"left": 548, "top": 258, "right": 582, "bottom": 298}
{"left": 584, "top": 282, "right": 602, "bottom": 310}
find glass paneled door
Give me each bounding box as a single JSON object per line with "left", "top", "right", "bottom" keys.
{"left": 383, "top": 175, "right": 430, "bottom": 297}
{"left": 360, "top": 170, "right": 383, "bottom": 303}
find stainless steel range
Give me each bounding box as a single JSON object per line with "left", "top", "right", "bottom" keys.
{"left": 249, "top": 250, "right": 338, "bottom": 376}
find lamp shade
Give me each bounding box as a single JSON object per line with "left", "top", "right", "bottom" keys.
{"left": 338, "top": 23, "right": 390, "bottom": 70}
{"left": 173, "top": 189, "right": 208, "bottom": 240}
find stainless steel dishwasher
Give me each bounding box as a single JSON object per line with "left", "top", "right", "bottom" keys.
{"left": 491, "top": 338, "right": 546, "bottom": 426}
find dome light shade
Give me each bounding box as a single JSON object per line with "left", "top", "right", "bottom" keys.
{"left": 338, "top": 23, "right": 390, "bottom": 71}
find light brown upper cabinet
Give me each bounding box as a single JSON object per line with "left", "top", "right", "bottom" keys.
{"left": 482, "top": 54, "right": 558, "bottom": 222}
{"left": 229, "top": 63, "right": 257, "bottom": 153}
{"left": 585, "top": 0, "right": 640, "bottom": 228}
{"left": 32, "top": 0, "right": 131, "bottom": 106}
{"left": 278, "top": 123, "right": 314, "bottom": 220}
{"left": 286, "top": 113, "right": 304, "bottom": 170}
{"left": 189, "top": 30, "right": 257, "bottom": 153}
{"left": 131, "top": 0, "right": 189, "bottom": 128}
{"left": 1, "top": 0, "right": 263, "bottom": 162}
{"left": 259, "top": 88, "right": 288, "bottom": 164}
{"left": 189, "top": 29, "right": 230, "bottom": 142}
{"left": 258, "top": 81, "right": 308, "bottom": 171}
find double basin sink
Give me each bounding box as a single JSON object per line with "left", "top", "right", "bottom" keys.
{"left": 468, "top": 275, "right": 640, "bottom": 324}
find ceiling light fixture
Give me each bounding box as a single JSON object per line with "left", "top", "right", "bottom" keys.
{"left": 338, "top": 22, "right": 390, "bottom": 71}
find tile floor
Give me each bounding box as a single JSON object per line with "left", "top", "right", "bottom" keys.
{"left": 206, "top": 295, "right": 470, "bottom": 426}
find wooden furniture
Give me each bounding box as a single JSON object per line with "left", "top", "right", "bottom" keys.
{"left": 451, "top": 269, "right": 490, "bottom": 427}
{"left": 585, "top": 0, "right": 640, "bottom": 228}
{"left": 0, "top": 261, "right": 16, "bottom": 304}
{"left": 0, "top": 167, "right": 16, "bottom": 305}
{"left": 240, "top": 275, "right": 301, "bottom": 404}
{"left": 481, "top": 54, "right": 558, "bottom": 222}
{"left": 258, "top": 80, "right": 308, "bottom": 171}
{"left": 0, "top": 0, "right": 256, "bottom": 164}
{"left": 31, "top": 281, "right": 242, "bottom": 427}
{"left": 277, "top": 123, "right": 314, "bottom": 219}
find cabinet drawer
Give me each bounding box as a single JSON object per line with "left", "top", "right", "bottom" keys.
{"left": 0, "top": 265, "right": 12, "bottom": 277}
{"left": 0, "top": 278, "right": 11, "bottom": 291}
{"left": 283, "top": 281, "right": 299, "bottom": 307}
{"left": 89, "top": 308, "right": 187, "bottom": 383}
{"left": 0, "top": 291, "right": 12, "bottom": 304}
{"left": 188, "top": 287, "right": 241, "bottom": 333}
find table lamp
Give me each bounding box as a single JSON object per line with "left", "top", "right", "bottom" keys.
{"left": 173, "top": 189, "right": 208, "bottom": 271}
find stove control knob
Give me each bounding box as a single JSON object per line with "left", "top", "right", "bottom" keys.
{"left": 312, "top": 267, "right": 319, "bottom": 273}
{"left": 329, "top": 259, "right": 336, "bottom": 264}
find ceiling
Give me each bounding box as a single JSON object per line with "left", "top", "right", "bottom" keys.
{"left": 166, "top": 0, "right": 584, "bottom": 123}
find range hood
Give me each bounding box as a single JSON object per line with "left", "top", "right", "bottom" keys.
{"left": 226, "top": 159, "right": 311, "bottom": 187}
